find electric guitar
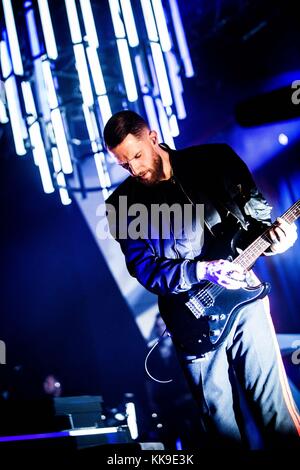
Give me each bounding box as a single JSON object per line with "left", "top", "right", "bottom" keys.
{"left": 159, "top": 199, "right": 300, "bottom": 356}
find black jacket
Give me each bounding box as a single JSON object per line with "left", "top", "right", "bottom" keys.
{"left": 106, "top": 144, "right": 272, "bottom": 296}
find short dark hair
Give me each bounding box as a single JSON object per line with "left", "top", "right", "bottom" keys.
{"left": 103, "top": 110, "right": 149, "bottom": 149}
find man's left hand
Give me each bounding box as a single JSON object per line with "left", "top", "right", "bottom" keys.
{"left": 265, "top": 217, "right": 298, "bottom": 255}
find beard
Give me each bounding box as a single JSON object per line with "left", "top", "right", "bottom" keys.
{"left": 137, "top": 152, "right": 164, "bottom": 186}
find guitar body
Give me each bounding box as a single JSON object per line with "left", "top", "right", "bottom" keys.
{"left": 159, "top": 282, "right": 271, "bottom": 356}
{"left": 158, "top": 199, "right": 300, "bottom": 357}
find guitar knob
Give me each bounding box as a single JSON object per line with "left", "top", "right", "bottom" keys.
{"left": 209, "top": 329, "right": 221, "bottom": 337}
{"left": 208, "top": 315, "right": 219, "bottom": 321}
{"left": 219, "top": 314, "right": 226, "bottom": 321}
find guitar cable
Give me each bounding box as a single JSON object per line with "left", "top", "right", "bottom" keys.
{"left": 144, "top": 329, "right": 173, "bottom": 384}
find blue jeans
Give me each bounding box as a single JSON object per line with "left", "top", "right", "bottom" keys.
{"left": 177, "top": 297, "right": 300, "bottom": 449}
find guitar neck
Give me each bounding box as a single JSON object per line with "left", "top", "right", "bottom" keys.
{"left": 234, "top": 199, "right": 300, "bottom": 271}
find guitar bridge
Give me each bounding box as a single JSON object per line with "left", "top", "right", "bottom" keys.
{"left": 185, "top": 288, "right": 215, "bottom": 319}
{"left": 185, "top": 297, "right": 205, "bottom": 318}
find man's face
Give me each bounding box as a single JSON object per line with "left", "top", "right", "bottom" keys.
{"left": 109, "top": 129, "right": 164, "bottom": 185}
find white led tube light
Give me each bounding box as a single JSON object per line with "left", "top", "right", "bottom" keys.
{"left": 155, "top": 97, "right": 174, "bottom": 148}
{"left": 120, "top": 0, "right": 139, "bottom": 47}
{"left": 168, "top": 0, "right": 194, "bottom": 77}
{"left": 64, "top": 0, "right": 82, "bottom": 44}
{"left": 140, "top": 0, "right": 158, "bottom": 42}
{"left": 29, "top": 121, "right": 54, "bottom": 193}
{"left": 97, "top": 95, "right": 112, "bottom": 127}
{"left": 109, "top": 0, "right": 126, "bottom": 38}
{"left": 52, "top": 147, "right": 72, "bottom": 205}
{"left": 116, "top": 39, "right": 138, "bottom": 102}
{"left": 37, "top": 0, "right": 58, "bottom": 60}
{"left": 150, "top": 42, "right": 172, "bottom": 106}
{"left": 151, "top": 0, "right": 172, "bottom": 52}
{"left": 50, "top": 108, "right": 73, "bottom": 174}
{"left": 79, "top": 0, "right": 99, "bottom": 48}
{"left": 73, "top": 44, "right": 94, "bottom": 106}
{"left": 2, "top": 0, "right": 24, "bottom": 75}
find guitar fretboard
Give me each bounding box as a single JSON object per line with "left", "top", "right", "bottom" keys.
{"left": 187, "top": 199, "right": 300, "bottom": 319}
{"left": 235, "top": 200, "right": 300, "bottom": 270}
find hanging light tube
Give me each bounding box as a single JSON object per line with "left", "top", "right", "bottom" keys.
{"left": 94, "top": 151, "right": 111, "bottom": 198}
{"left": 52, "top": 147, "right": 72, "bottom": 205}
{"left": 116, "top": 39, "right": 138, "bottom": 102}
{"left": 29, "top": 121, "right": 54, "bottom": 193}
{"left": 82, "top": 104, "right": 97, "bottom": 142}
{"left": 2, "top": 0, "right": 24, "bottom": 75}
{"left": 34, "top": 60, "right": 51, "bottom": 121}
{"left": 0, "top": 69, "right": 8, "bottom": 123}
{"left": 0, "top": 40, "right": 26, "bottom": 155}
{"left": 97, "top": 95, "right": 112, "bottom": 127}
{"left": 120, "top": 0, "right": 139, "bottom": 47}
{"left": 25, "top": 4, "right": 50, "bottom": 121}
{"left": 21, "top": 81, "right": 37, "bottom": 123}
{"left": 21, "top": 82, "right": 54, "bottom": 192}
{"left": 143, "top": 95, "right": 162, "bottom": 142}
{"left": 135, "top": 54, "right": 149, "bottom": 94}
{"left": 41, "top": 59, "right": 59, "bottom": 109}
{"left": 109, "top": 1, "right": 138, "bottom": 102}
{"left": 151, "top": 0, "right": 172, "bottom": 52}
{"left": 94, "top": 151, "right": 109, "bottom": 188}
{"left": 169, "top": 113, "right": 179, "bottom": 137}
{"left": 86, "top": 47, "right": 107, "bottom": 96}
{"left": 82, "top": 105, "right": 111, "bottom": 194}
{"left": 25, "top": 5, "right": 40, "bottom": 57}
{"left": 3, "top": 76, "right": 27, "bottom": 155}
{"left": 104, "top": 163, "right": 112, "bottom": 188}
{"left": 150, "top": 42, "right": 172, "bottom": 106}
{"left": 147, "top": 53, "right": 160, "bottom": 96}
{"left": 79, "top": 0, "right": 99, "bottom": 48}
{"left": 37, "top": 0, "right": 58, "bottom": 60}
{"left": 140, "top": 0, "right": 158, "bottom": 42}
{"left": 0, "top": 36, "right": 11, "bottom": 78}
{"left": 108, "top": 0, "right": 126, "bottom": 38}
{"left": 90, "top": 109, "right": 101, "bottom": 143}
{"left": 50, "top": 108, "right": 73, "bottom": 174}
{"left": 91, "top": 141, "right": 98, "bottom": 153}
{"left": 73, "top": 44, "right": 94, "bottom": 106}
{"left": 155, "top": 97, "right": 174, "bottom": 148}
{"left": 165, "top": 51, "right": 186, "bottom": 119}
{"left": 0, "top": 96, "right": 9, "bottom": 124}
{"left": 64, "top": 0, "right": 94, "bottom": 106}
{"left": 168, "top": 0, "right": 194, "bottom": 77}
{"left": 64, "top": 0, "right": 82, "bottom": 44}
{"left": 21, "top": 80, "right": 39, "bottom": 165}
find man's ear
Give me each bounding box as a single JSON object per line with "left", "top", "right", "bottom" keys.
{"left": 149, "top": 130, "right": 158, "bottom": 145}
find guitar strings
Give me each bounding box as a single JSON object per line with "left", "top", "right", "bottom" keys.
{"left": 192, "top": 202, "right": 300, "bottom": 303}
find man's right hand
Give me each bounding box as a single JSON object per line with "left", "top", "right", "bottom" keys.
{"left": 196, "top": 259, "right": 248, "bottom": 290}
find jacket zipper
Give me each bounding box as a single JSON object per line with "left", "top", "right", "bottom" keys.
{"left": 172, "top": 175, "right": 216, "bottom": 239}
